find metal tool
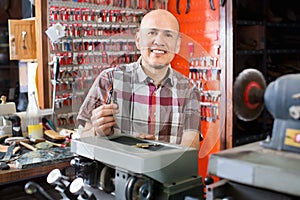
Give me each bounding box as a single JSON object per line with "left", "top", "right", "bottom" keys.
{"left": 22, "top": 31, "right": 27, "bottom": 49}
{"left": 0, "top": 141, "right": 16, "bottom": 170}
{"left": 209, "top": 0, "right": 215, "bottom": 10}
{"left": 4, "top": 137, "right": 28, "bottom": 144}
{"left": 220, "top": 0, "right": 226, "bottom": 7}
{"left": 50, "top": 56, "right": 60, "bottom": 120}
{"left": 105, "top": 71, "right": 114, "bottom": 104}
{"left": 1, "top": 141, "right": 15, "bottom": 162}
{"left": 209, "top": 0, "right": 226, "bottom": 11}
{"left": 176, "top": 0, "right": 191, "bottom": 14}
{"left": 24, "top": 181, "right": 54, "bottom": 200}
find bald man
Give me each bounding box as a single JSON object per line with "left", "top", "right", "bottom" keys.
{"left": 77, "top": 9, "right": 201, "bottom": 149}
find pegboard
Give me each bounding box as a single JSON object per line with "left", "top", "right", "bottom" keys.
{"left": 168, "top": 0, "right": 221, "bottom": 179}
{"left": 47, "top": 0, "right": 148, "bottom": 129}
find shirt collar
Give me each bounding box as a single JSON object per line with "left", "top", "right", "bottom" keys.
{"left": 135, "top": 57, "right": 174, "bottom": 86}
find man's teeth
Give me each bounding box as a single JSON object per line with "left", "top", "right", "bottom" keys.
{"left": 151, "top": 49, "right": 165, "bottom": 54}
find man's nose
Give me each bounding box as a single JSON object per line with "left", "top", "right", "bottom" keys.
{"left": 153, "top": 33, "right": 165, "bottom": 45}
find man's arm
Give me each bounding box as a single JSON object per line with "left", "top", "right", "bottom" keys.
{"left": 78, "top": 122, "right": 95, "bottom": 137}
{"left": 181, "top": 130, "right": 200, "bottom": 150}
{"left": 78, "top": 104, "right": 118, "bottom": 138}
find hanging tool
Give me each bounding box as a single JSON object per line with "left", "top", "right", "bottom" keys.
{"left": 51, "top": 56, "right": 59, "bottom": 115}
{"left": 210, "top": 0, "right": 226, "bottom": 11}
{"left": 176, "top": 0, "right": 191, "bottom": 14}
{"left": 209, "top": 0, "right": 215, "bottom": 10}
{"left": 186, "top": 0, "right": 190, "bottom": 14}
{"left": 221, "top": 0, "right": 226, "bottom": 7}
{"left": 22, "top": 31, "right": 27, "bottom": 49}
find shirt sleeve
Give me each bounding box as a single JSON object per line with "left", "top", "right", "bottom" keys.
{"left": 184, "top": 82, "right": 202, "bottom": 137}
{"left": 76, "top": 69, "right": 111, "bottom": 127}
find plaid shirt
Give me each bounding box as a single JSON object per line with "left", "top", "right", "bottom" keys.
{"left": 77, "top": 57, "right": 201, "bottom": 144}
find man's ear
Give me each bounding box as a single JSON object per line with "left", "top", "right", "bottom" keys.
{"left": 135, "top": 32, "right": 141, "bottom": 50}
{"left": 175, "top": 36, "right": 181, "bottom": 54}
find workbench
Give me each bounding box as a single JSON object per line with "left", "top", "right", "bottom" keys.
{"left": 0, "top": 160, "right": 71, "bottom": 185}
{"left": 0, "top": 147, "right": 74, "bottom": 199}
{"left": 206, "top": 141, "right": 300, "bottom": 199}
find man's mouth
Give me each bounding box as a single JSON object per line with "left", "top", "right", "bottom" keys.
{"left": 150, "top": 49, "right": 167, "bottom": 54}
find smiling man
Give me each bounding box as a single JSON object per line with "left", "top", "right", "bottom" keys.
{"left": 77, "top": 9, "right": 202, "bottom": 149}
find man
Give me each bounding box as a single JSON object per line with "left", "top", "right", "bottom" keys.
{"left": 77, "top": 9, "right": 201, "bottom": 149}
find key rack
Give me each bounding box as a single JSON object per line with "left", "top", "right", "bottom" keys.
{"left": 47, "top": 0, "right": 151, "bottom": 129}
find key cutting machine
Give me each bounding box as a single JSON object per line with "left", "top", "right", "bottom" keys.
{"left": 46, "top": 134, "right": 204, "bottom": 200}
{"left": 234, "top": 68, "right": 300, "bottom": 153}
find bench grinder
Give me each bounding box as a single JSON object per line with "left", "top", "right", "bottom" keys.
{"left": 234, "top": 68, "right": 300, "bottom": 153}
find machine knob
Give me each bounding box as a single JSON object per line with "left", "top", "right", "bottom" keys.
{"left": 204, "top": 176, "right": 214, "bottom": 185}
{"left": 69, "top": 177, "right": 96, "bottom": 200}
{"left": 69, "top": 177, "right": 85, "bottom": 195}
{"left": 47, "top": 168, "right": 69, "bottom": 187}
{"left": 289, "top": 106, "right": 300, "bottom": 120}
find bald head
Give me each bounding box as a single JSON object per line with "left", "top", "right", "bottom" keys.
{"left": 140, "top": 9, "right": 180, "bottom": 32}
{"left": 135, "top": 9, "right": 181, "bottom": 72}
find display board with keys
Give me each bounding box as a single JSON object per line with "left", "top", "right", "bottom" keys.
{"left": 47, "top": 0, "right": 154, "bottom": 129}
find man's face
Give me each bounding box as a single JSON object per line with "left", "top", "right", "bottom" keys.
{"left": 136, "top": 28, "right": 180, "bottom": 70}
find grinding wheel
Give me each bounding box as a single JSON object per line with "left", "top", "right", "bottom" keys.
{"left": 100, "top": 166, "right": 115, "bottom": 193}
{"left": 234, "top": 68, "right": 266, "bottom": 121}
{"left": 126, "top": 176, "right": 152, "bottom": 200}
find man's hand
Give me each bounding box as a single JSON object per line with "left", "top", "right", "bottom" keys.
{"left": 136, "top": 133, "right": 156, "bottom": 140}
{"left": 181, "top": 131, "right": 200, "bottom": 150}
{"left": 91, "top": 103, "right": 119, "bottom": 136}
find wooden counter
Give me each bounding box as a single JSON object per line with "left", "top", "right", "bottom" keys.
{"left": 0, "top": 146, "right": 74, "bottom": 185}
{"left": 0, "top": 160, "right": 71, "bottom": 185}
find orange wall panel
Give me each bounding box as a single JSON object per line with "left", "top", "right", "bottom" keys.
{"left": 168, "top": 0, "right": 221, "bottom": 179}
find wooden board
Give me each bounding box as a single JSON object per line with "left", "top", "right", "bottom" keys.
{"left": 8, "top": 19, "right": 36, "bottom": 60}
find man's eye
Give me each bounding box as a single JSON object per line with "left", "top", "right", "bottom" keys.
{"left": 166, "top": 33, "right": 173, "bottom": 38}
{"left": 148, "top": 31, "right": 156, "bottom": 35}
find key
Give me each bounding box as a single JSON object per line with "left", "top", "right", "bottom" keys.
{"left": 22, "top": 31, "right": 27, "bottom": 49}
{"left": 135, "top": 143, "right": 160, "bottom": 148}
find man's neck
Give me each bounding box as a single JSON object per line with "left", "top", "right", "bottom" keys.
{"left": 141, "top": 64, "right": 169, "bottom": 86}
